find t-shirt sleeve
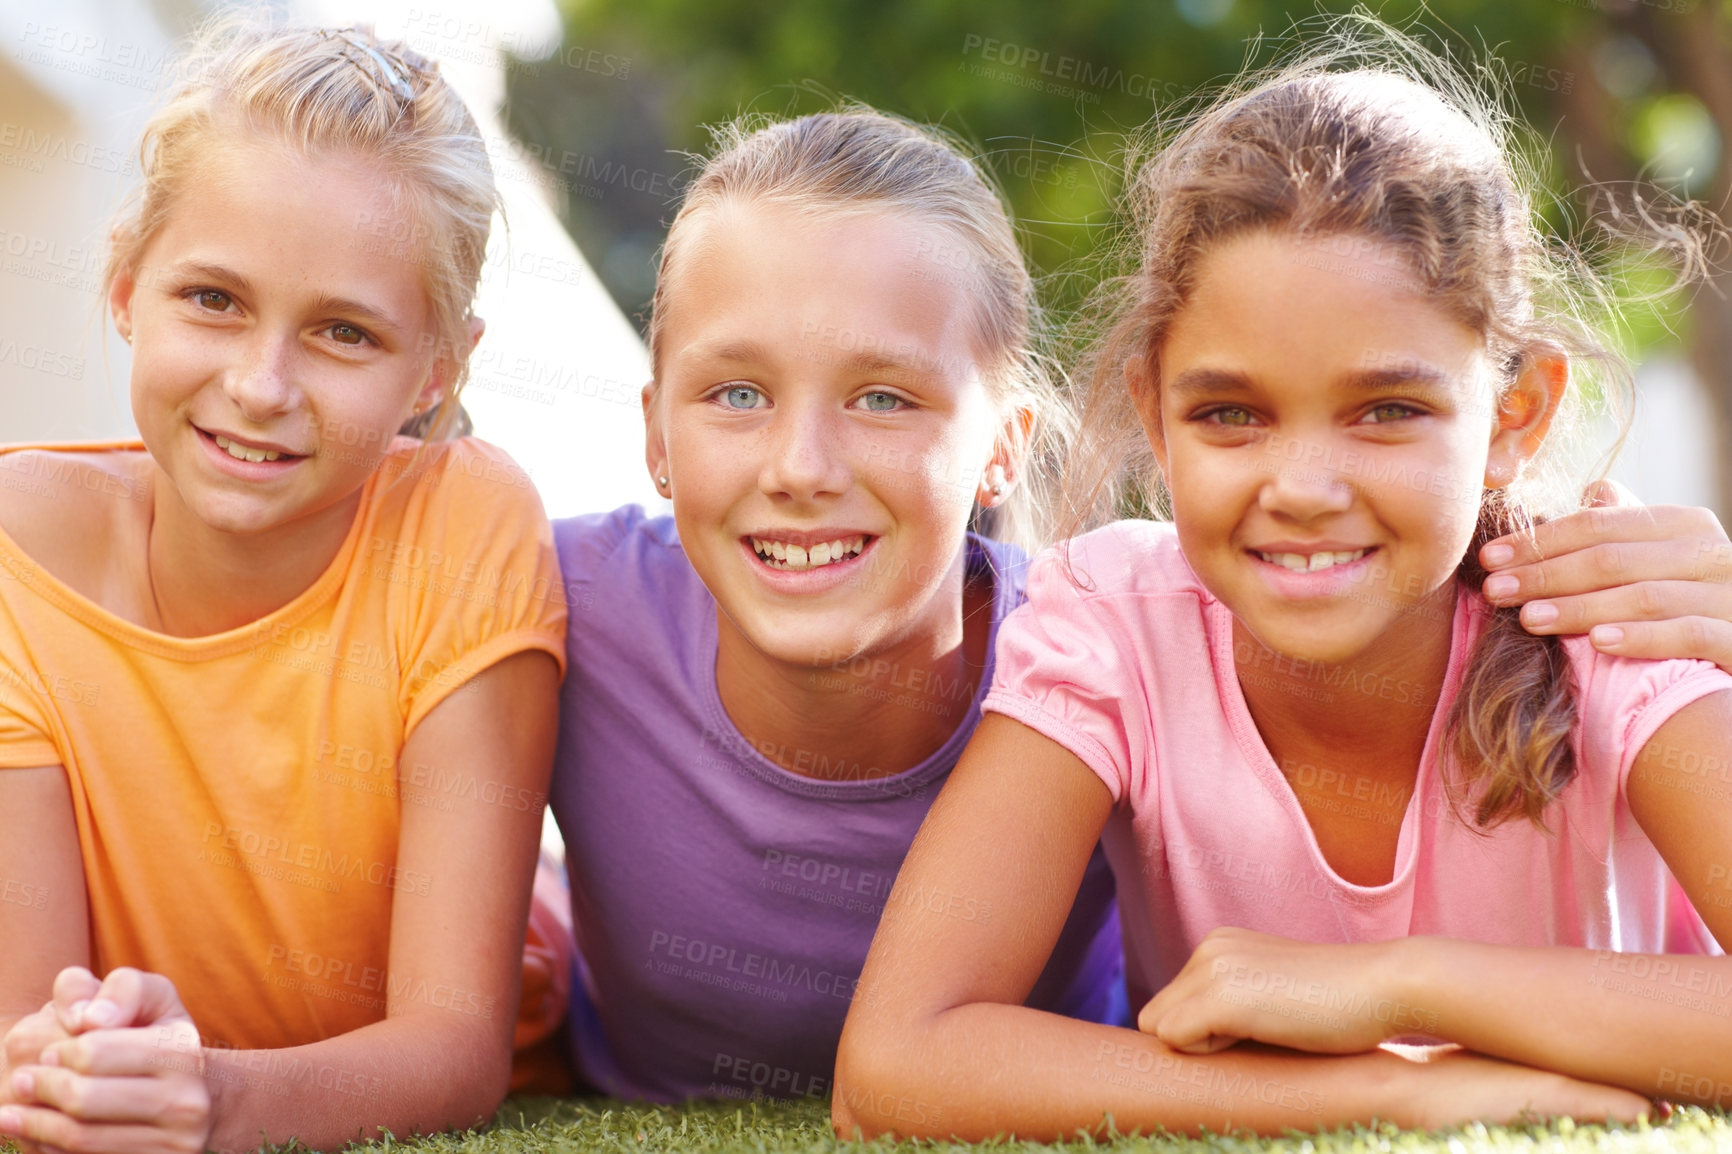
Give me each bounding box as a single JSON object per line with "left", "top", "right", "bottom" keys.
{"left": 982, "top": 543, "right": 1137, "bottom": 803}
{"left": 0, "top": 682, "right": 57, "bottom": 762}
{"left": 1566, "top": 637, "right": 1732, "bottom": 803}
{"left": 0, "top": 666, "right": 59, "bottom": 769}
{"left": 395, "top": 439, "right": 569, "bottom": 734}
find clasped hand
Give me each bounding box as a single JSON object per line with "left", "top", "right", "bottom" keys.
{"left": 1138, "top": 928, "right": 1424, "bottom": 1055}
{"left": 0, "top": 967, "right": 212, "bottom": 1154}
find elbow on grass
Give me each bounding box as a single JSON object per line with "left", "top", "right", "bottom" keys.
{"left": 831, "top": 1043, "right": 949, "bottom": 1141}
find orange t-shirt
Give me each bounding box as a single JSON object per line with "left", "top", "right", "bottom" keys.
{"left": 0, "top": 437, "right": 568, "bottom": 1056}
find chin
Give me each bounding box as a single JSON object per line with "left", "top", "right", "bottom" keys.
{"left": 1239, "top": 613, "right": 1389, "bottom": 668}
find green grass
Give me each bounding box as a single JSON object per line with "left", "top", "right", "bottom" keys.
{"left": 325, "top": 1097, "right": 1732, "bottom": 1154}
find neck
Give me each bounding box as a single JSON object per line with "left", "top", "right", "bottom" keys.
{"left": 1233, "top": 582, "right": 1458, "bottom": 782}
{"left": 715, "top": 554, "right": 992, "bottom": 781}
{"left": 145, "top": 469, "right": 364, "bottom": 637}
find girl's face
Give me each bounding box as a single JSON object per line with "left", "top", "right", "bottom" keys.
{"left": 1149, "top": 228, "right": 1544, "bottom": 667}
{"left": 111, "top": 140, "right": 447, "bottom": 538}
{"left": 649, "top": 201, "right": 1008, "bottom": 669}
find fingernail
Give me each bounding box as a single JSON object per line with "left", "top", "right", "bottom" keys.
{"left": 39, "top": 1048, "right": 61, "bottom": 1068}
{"left": 1523, "top": 602, "right": 1558, "bottom": 626}
{"left": 67, "top": 999, "right": 88, "bottom": 1021}
{"left": 1483, "top": 575, "right": 1519, "bottom": 600}
{"left": 0, "top": 1106, "right": 21, "bottom": 1133}
{"left": 83, "top": 1000, "right": 118, "bottom": 1028}
{"left": 1592, "top": 625, "right": 1624, "bottom": 647}
{"left": 1482, "top": 543, "right": 1515, "bottom": 567}
{"left": 10, "top": 1070, "right": 32, "bottom": 1097}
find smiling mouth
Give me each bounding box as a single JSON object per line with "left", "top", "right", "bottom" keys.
{"left": 211, "top": 433, "right": 300, "bottom": 463}
{"left": 1253, "top": 548, "right": 1371, "bottom": 573}
{"left": 749, "top": 535, "right": 870, "bottom": 572}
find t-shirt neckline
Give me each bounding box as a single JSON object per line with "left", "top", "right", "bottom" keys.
{"left": 1206, "top": 581, "right": 1481, "bottom": 902}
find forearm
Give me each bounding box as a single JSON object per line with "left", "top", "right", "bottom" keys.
{"left": 837, "top": 1002, "right": 1406, "bottom": 1140}
{"left": 1400, "top": 938, "right": 1732, "bottom": 1103}
{"left": 202, "top": 1013, "right": 510, "bottom": 1152}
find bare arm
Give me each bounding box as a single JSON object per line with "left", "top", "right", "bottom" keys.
{"left": 0, "top": 766, "right": 90, "bottom": 1084}
{"left": 1143, "top": 690, "right": 1732, "bottom": 1107}
{"left": 3, "top": 649, "right": 560, "bottom": 1154}
{"left": 1398, "top": 689, "right": 1732, "bottom": 1101}
{"left": 833, "top": 714, "right": 1644, "bottom": 1141}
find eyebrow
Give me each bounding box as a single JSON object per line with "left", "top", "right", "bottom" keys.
{"left": 167, "top": 262, "right": 404, "bottom": 334}
{"left": 692, "top": 339, "right": 947, "bottom": 380}
{"left": 308, "top": 292, "right": 405, "bottom": 334}
{"left": 168, "top": 261, "right": 256, "bottom": 298}
{"left": 1166, "top": 364, "right": 1453, "bottom": 396}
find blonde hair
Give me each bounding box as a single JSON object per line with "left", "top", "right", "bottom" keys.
{"left": 1066, "top": 21, "right": 1705, "bottom": 828}
{"left": 647, "top": 108, "right": 1070, "bottom": 550}
{"left": 105, "top": 15, "right": 500, "bottom": 441}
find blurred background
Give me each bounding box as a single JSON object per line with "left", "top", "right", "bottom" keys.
{"left": 2, "top": 0, "right": 1728, "bottom": 517}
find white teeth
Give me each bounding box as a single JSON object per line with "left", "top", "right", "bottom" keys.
{"left": 1257, "top": 549, "right": 1367, "bottom": 573}
{"left": 750, "top": 535, "right": 867, "bottom": 571}
{"left": 214, "top": 434, "right": 282, "bottom": 463}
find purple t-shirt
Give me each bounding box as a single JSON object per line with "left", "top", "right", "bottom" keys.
{"left": 550, "top": 506, "right": 1123, "bottom": 1102}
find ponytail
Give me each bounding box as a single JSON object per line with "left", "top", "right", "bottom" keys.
{"left": 1444, "top": 489, "right": 1578, "bottom": 828}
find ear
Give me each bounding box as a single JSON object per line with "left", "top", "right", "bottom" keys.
{"left": 642, "top": 380, "right": 670, "bottom": 496}
{"left": 419, "top": 315, "right": 486, "bottom": 413}
{"left": 976, "top": 401, "right": 1035, "bottom": 508}
{"left": 1484, "top": 345, "right": 1567, "bottom": 490}
{"left": 109, "top": 259, "right": 138, "bottom": 343}
{"left": 1127, "top": 352, "right": 1169, "bottom": 480}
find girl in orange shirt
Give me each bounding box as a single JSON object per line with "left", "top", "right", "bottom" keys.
{"left": 0, "top": 18, "right": 566, "bottom": 1154}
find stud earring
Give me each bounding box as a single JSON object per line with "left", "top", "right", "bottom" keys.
{"left": 657, "top": 475, "right": 669, "bottom": 489}
{"left": 981, "top": 464, "right": 1007, "bottom": 502}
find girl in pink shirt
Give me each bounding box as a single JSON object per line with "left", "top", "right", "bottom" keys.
{"left": 838, "top": 43, "right": 1732, "bottom": 1141}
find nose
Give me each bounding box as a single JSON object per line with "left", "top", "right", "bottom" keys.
{"left": 758, "top": 399, "right": 851, "bottom": 502}
{"left": 222, "top": 333, "right": 301, "bottom": 422}
{"left": 1256, "top": 436, "right": 1355, "bottom": 521}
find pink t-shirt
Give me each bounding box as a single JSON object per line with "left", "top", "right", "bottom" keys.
{"left": 984, "top": 520, "right": 1729, "bottom": 1008}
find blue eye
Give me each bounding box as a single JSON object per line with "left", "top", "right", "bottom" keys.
{"left": 721, "top": 385, "right": 764, "bottom": 409}
{"left": 857, "top": 391, "right": 903, "bottom": 412}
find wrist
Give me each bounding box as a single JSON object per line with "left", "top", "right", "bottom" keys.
{"left": 201, "top": 1046, "right": 231, "bottom": 1140}
{"left": 1378, "top": 936, "right": 1446, "bottom": 1040}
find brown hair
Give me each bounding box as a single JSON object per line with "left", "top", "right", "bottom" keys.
{"left": 1066, "top": 25, "right": 1702, "bottom": 828}
{"left": 105, "top": 14, "right": 500, "bottom": 442}
{"left": 647, "top": 108, "right": 1070, "bottom": 551}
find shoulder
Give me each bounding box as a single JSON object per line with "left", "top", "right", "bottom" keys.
{"left": 377, "top": 437, "right": 548, "bottom": 538}
{"left": 394, "top": 436, "right": 538, "bottom": 506}
{"left": 0, "top": 444, "right": 152, "bottom": 585}
{"left": 1559, "top": 633, "right": 1732, "bottom": 769}
{"left": 554, "top": 504, "right": 682, "bottom": 587}
{"left": 1024, "top": 520, "right": 1199, "bottom": 606}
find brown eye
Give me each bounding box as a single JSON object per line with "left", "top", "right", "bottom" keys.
{"left": 1214, "top": 407, "right": 1253, "bottom": 426}
{"left": 1366, "top": 403, "right": 1418, "bottom": 423}
{"left": 329, "top": 324, "right": 367, "bottom": 346}
{"left": 195, "top": 290, "right": 231, "bottom": 311}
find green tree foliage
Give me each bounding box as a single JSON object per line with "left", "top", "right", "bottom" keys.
{"left": 506, "top": 1, "right": 1623, "bottom": 313}
{"left": 505, "top": 0, "right": 1732, "bottom": 506}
